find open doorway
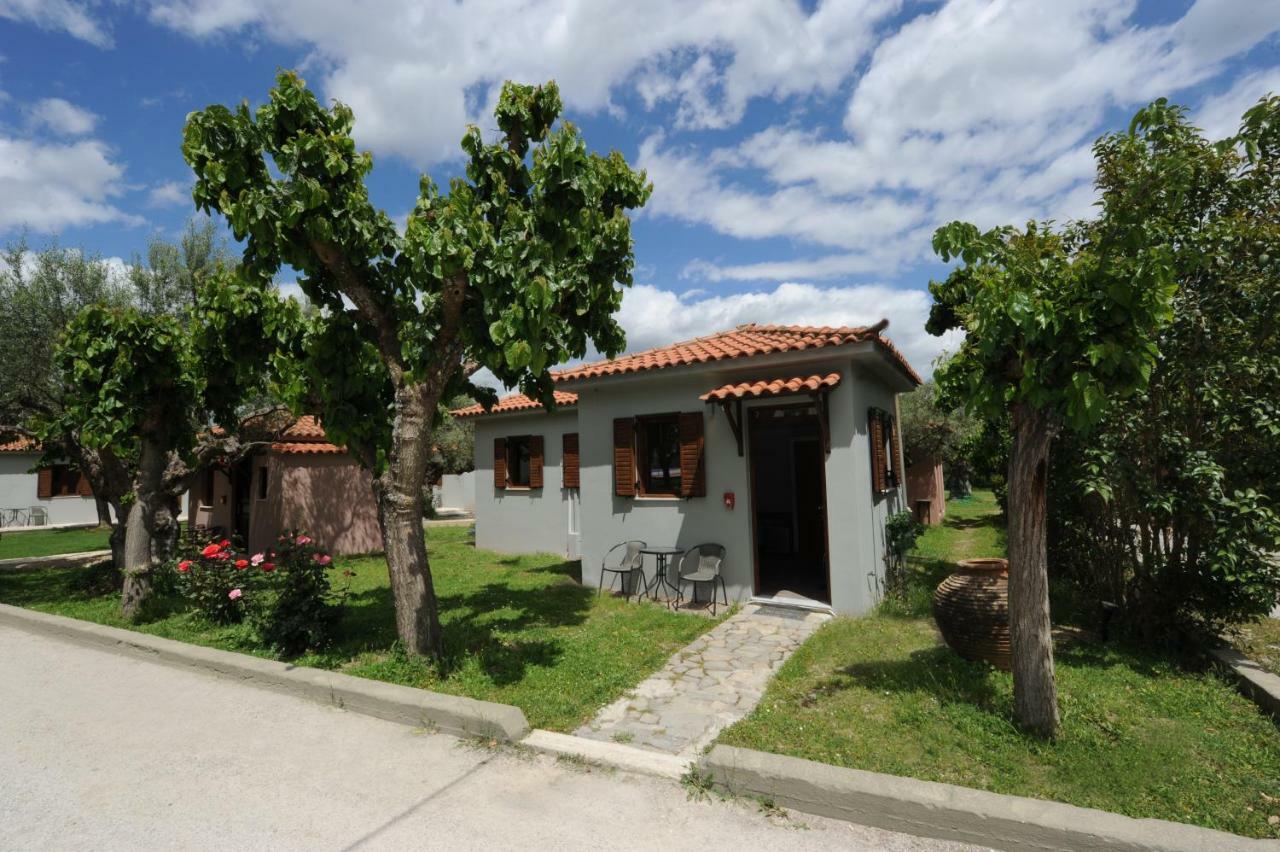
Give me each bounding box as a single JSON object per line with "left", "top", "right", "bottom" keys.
{"left": 748, "top": 403, "right": 830, "bottom": 604}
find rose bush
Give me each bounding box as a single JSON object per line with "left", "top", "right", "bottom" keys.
{"left": 173, "top": 531, "right": 348, "bottom": 653}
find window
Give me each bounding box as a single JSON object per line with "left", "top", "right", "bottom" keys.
{"left": 868, "top": 408, "right": 900, "bottom": 495}
{"left": 506, "top": 436, "right": 533, "bottom": 487}
{"left": 257, "top": 466, "right": 268, "bottom": 500}
{"left": 46, "top": 465, "right": 85, "bottom": 497}
{"left": 636, "top": 414, "right": 682, "bottom": 496}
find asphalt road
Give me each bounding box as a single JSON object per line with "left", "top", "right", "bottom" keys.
{"left": 0, "top": 625, "right": 974, "bottom": 851}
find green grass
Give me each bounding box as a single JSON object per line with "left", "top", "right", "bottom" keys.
{"left": 0, "top": 525, "right": 112, "bottom": 560}
{"left": 0, "top": 526, "right": 718, "bottom": 731}
{"left": 719, "top": 490, "right": 1280, "bottom": 839}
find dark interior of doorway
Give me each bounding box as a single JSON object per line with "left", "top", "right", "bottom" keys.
{"left": 749, "top": 405, "right": 829, "bottom": 603}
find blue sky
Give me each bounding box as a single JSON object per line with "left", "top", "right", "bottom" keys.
{"left": 1, "top": 0, "right": 1278, "bottom": 375}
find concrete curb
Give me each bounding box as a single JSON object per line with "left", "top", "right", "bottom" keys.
{"left": 0, "top": 603, "right": 529, "bottom": 742}
{"left": 0, "top": 550, "right": 111, "bottom": 572}
{"left": 520, "top": 729, "right": 692, "bottom": 779}
{"left": 700, "top": 744, "right": 1272, "bottom": 852}
{"left": 1211, "top": 647, "right": 1280, "bottom": 719}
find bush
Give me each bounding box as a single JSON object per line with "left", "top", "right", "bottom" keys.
{"left": 175, "top": 538, "right": 251, "bottom": 624}
{"left": 884, "top": 511, "right": 924, "bottom": 600}
{"left": 245, "top": 531, "right": 349, "bottom": 656}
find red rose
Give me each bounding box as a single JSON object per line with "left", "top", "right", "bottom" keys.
{"left": 219, "top": 539, "right": 230, "bottom": 548}
{"left": 200, "top": 543, "right": 221, "bottom": 557}
{"left": 177, "top": 560, "right": 192, "bottom": 573}
{"left": 234, "top": 559, "right": 249, "bottom": 570}
{"left": 261, "top": 562, "right": 276, "bottom": 572}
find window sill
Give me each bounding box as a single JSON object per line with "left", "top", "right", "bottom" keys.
{"left": 634, "top": 494, "right": 683, "bottom": 502}
{"left": 503, "top": 485, "right": 537, "bottom": 491}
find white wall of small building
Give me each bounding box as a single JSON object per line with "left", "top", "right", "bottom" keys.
{"left": 472, "top": 408, "right": 580, "bottom": 559}
{"left": 0, "top": 453, "right": 103, "bottom": 527}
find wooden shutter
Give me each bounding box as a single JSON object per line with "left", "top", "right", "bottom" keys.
{"left": 562, "top": 433, "right": 580, "bottom": 489}
{"left": 529, "top": 435, "right": 544, "bottom": 489}
{"left": 76, "top": 471, "right": 93, "bottom": 497}
{"left": 888, "top": 415, "right": 902, "bottom": 489}
{"left": 678, "top": 411, "right": 707, "bottom": 498}
{"left": 869, "top": 409, "right": 887, "bottom": 494}
{"left": 493, "top": 437, "right": 507, "bottom": 489}
{"left": 36, "top": 467, "right": 52, "bottom": 499}
{"left": 613, "top": 418, "right": 635, "bottom": 497}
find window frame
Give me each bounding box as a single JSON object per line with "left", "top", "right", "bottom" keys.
{"left": 505, "top": 434, "right": 533, "bottom": 489}
{"left": 634, "top": 413, "right": 683, "bottom": 498}
{"left": 48, "top": 464, "right": 84, "bottom": 498}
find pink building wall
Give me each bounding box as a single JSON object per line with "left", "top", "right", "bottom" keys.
{"left": 905, "top": 457, "right": 946, "bottom": 525}
{"left": 250, "top": 454, "right": 382, "bottom": 556}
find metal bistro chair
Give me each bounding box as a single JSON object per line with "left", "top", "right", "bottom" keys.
{"left": 598, "top": 540, "right": 648, "bottom": 600}
{"left": 675, "top": 543, "right": 728, "bottom": 615}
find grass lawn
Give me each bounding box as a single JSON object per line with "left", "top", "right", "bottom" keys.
{"left": 0, "top": 525, "right": 717, "bottom": 731}
{"left": 719, "top": 490, "right": 1280, "bottom": 839}
{"left": 0, "top": 526, "right": 112, "bottom": 560}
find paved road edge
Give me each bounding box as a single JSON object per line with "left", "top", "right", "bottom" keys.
{"left": 1211, "top": 647, "right": 1280, "bottom": 719}
{"left": 700, "top": 744, "right": 1271, "bottom": 852}
{"left": 0, "top": 603, "right": 529, "bottom": 742}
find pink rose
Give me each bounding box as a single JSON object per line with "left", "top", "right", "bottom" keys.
{"left": 313, "top": 553, "right": 331, "bottom": 566}
{"left": 295, "top": 535, "right": 312, "bottom": 546}
{"left": 228, "top": 588, "right": 243, "bottom": 601}
{"left": 251, "top": 553, "right": 265, "bottom": 566}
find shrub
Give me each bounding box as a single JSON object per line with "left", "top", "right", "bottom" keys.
{"left": 884, "top": 511, "right": 924, "bottom": 600}
{"left": 175, "top": 538, "right": 251, "bottom": 624}
{"left": 245, "top": 531, "right": 349, "bottom": 656}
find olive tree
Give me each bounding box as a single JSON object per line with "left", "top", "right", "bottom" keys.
{"left": 183, "top": 72, "right": 650, "bottom": 659}
{"left": 925, "top": 103, "right": 1189, "bottom": 735}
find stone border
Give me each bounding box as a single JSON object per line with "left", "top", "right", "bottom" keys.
{"left": 521, "top": 729, "right": 692, "bottom": 779}
{"left": 0, "top": 603, "right": 528, "bottom": 742}
{"left": 0, "top": 550, "right": 111, "bottom": 572}
{"left": 1211, "top": 647, "right": 1280, "bottom": 718}
{"left": 700, "top": 744, "right": 1271, "bottom": 852}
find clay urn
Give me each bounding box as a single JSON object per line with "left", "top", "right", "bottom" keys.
{"left": 932, "top": 557, "right": 1011, "bottom": 670}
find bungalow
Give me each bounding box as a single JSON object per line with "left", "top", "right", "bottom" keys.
{"left": 454, "top": 322, "right": 920, "bottom": 616}
{"left": 188, "top": 416, "right": 382, "bottom": 556}
{"left": 0, "top": 435, "right": 107, "bottom": 527}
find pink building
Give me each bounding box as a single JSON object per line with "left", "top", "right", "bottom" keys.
{"left": 906, "top": 457, "right": 946, "bottom": 526}
{"left": 188, "top": 417, "right": 382, "bottom": 556}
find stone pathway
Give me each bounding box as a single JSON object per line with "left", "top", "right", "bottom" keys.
{"left": 575, "top": 603, "right": 830, "bottom": 757}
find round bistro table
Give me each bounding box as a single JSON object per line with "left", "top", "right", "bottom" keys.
{"left": 639, "top": 545, "right": 685, "bottom": 602}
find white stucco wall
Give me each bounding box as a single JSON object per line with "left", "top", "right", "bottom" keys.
{"left": 0, "top": 453, "right": 103, "bottom": 527}
{"left": 472, "top": 408, "right": 580, "bottom": 558}
{"left": 438, "top": 472, "right": 476, "bottom": 512}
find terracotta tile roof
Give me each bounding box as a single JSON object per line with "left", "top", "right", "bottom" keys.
{"left": 0, "top": 434, "right": 38, "bottom": 453}
{"left": 452, "top": 390, "right": 579, "bottom": 419}
{"left": 699, "top": 373, "right": 842, "bottom": 402}
{"left": 552, "top": 322, "right": 920, "bottom": 385}
{"left": 270, "top": 416, "right": 346, "bottom": 455}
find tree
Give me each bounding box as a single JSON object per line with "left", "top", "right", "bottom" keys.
{"left": 183, "top": 71, "right": 650, "bottom": 658}
{"left": 1048, "top": 97, "right": 1280, "bottom": 644}
{"left": 898, "top": 375, "right": 980, "bottom": 496}
{"left": 926, "top": 104, "right": 1184, "bottom": 733}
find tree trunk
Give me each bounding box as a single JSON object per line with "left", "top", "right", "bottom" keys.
{"left": 94, "top": 497, "right": 112, "bottom": 527}
{"left": 1007, "top": 402, "right": 1060, "bottom": 738}
{"left": 373, "top": 382, "right": 444, "bottom": 659}
{"left": 120, "top": 436, "right": 166, "bottom": 619}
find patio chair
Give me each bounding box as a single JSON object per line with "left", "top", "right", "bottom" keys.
{"left": 598, "top": 540, "right": 647, "bottom": 599}
{"left": 675, "top": 543, "right": 728, "bottom": 615}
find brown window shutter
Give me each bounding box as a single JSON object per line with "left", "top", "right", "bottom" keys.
{"left": 37, "top": 467, "right": 52, "bottom": 499}
{"left": 562, "top": 432, "right": 580, "bottom": 489}
{"left": 888, "top": 415, "right": 902, "bottom": 489}
{"left": 528, "top": 435, "right": 544, "bottom": 489}
{"left": 493, "top": 437, "right": 507, "bottom": 489}
{"left": 613, "top": 418, "right": 635, "bottom": 497}
{"left": 869, "top": 409, "right": 886, "bottom": 494}
{"left": 678, "top": 411, "right": 707, "bottom": 498}
{"left": 76, "top": 471, "right": 93, "bottom": 497}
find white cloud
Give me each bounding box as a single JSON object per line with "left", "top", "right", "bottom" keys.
{"left": 145, "top": 0, "right": 898, "bottom": 166}
{"left": 27, "top": 97, "right": 98, "bottom": 135}
{"left": 614, "top": 282, "right": 959, "bottom": 380}
{"left": 0, "top": 136, "right": 141, "bottom": 232}
{"left": 145, "top": 180, "right": 189, "bottom": 208}
{"left": 1196, "top": 66, "right": 1280, "bottom": 139}
{"left": 0, "top": 0, "right": 113, "bottom": 48}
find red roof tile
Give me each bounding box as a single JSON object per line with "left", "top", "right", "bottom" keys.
{"left": 699, "top": 373, "right": 842, "bottom": 402}
{"left": 0, "top": 435, "right": 39, "bottom": 453}
{"left": 270, "top": 416, "right": 347, "bottom": 455}
{"left": 552, "top": 322, "right": 920, "bottom": 384}
{"left": 452, "top": 390, "right": 579, "bottom": 419}
{"left": 279, "top": 415, "right": 329, "bottom": 442}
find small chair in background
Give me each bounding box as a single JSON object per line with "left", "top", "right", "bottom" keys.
{"left": 676, "top": 543, "right": 728, "bottom": 615}
{"left": 599, "top": 540, "right": 648, "bottom": 600}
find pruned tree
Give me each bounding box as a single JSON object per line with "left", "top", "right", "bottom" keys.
{"left": 925, "top": 102, "right": 1186, "bottom": 734}
{"left": 183, "top": 71, "right": 650, "bottom": 659}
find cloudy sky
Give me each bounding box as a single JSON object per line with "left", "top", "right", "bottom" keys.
{"left": 1, "top": 0, "right": 1278, "bottom": 378}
